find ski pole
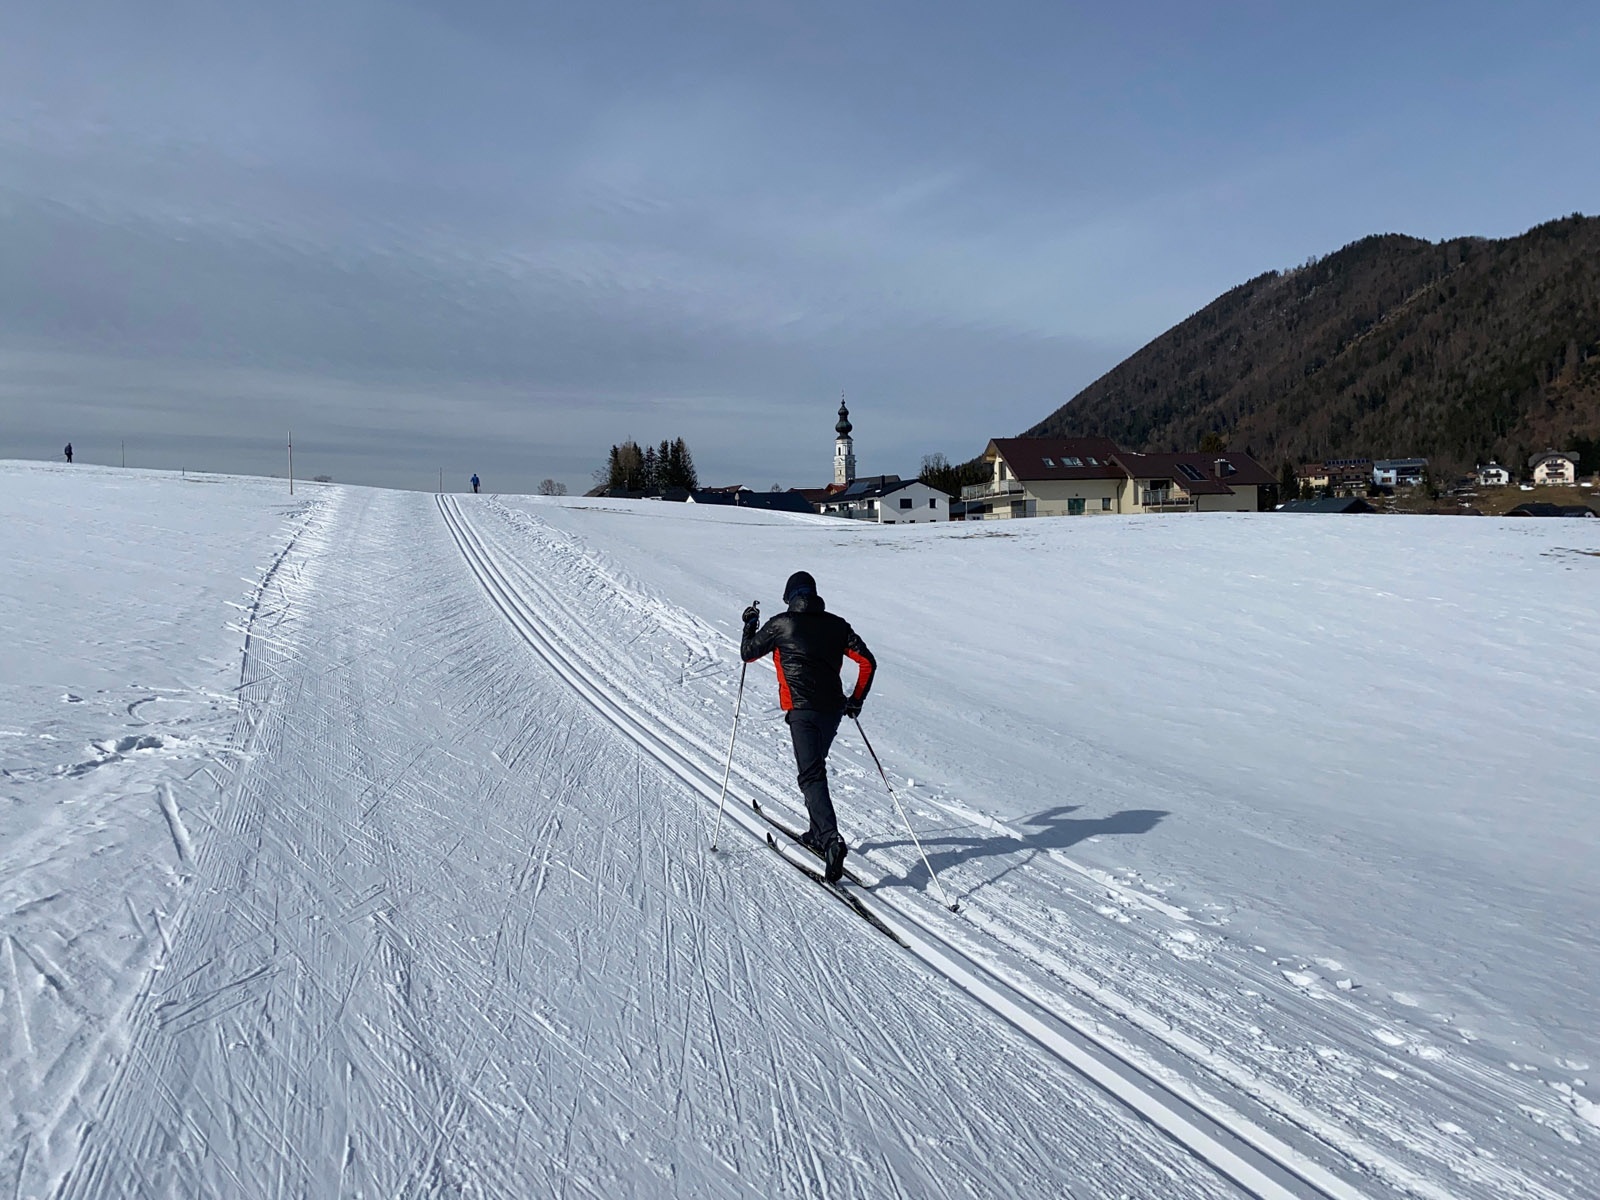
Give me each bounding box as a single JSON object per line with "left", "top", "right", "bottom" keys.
{"left": 709, "top": 652, "right": 752, "bottom": 851}
{"left": 853, "top": 717, "right": 959, "bottom": 912}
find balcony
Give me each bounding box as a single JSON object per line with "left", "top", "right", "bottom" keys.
{"left": 1139, "top": 491, "right": 1194, "bottom": 512}
{"left": 961, "top": 479, "right": 1024, "bottom": 501}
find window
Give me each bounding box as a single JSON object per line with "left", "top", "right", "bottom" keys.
{"left": 1043, "top": 457, "right": 1055, "bottom": 467}
{"left": 1063, "top": 456, "right": 1083, "bottom": 467}
{"left": 1068, "top": 498, "right": 1086, "bottom": 515}
{"left": 1101, "top": 497, "right": 1111, "bottom": 511}
{"left": 929, "top": 498, "right": 937, "bottom": 507}
{"left": 1177, "top": 463, "right": 1205, "bottom": 481}
{"left": 899, "top": 497, "right": 912, "bottom": 509}
{"left": 1086, "top": 456, "right": 1099, "bottom": 465}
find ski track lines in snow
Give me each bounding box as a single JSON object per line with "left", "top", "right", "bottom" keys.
{"left": 1, "top": 476, "right": 326, "bottom": 1199}
{"left": 438, "top": 496, "right": 1379, "bottom": 1200}
{"left": 54, "top": 487, "right": 1227, "bottom": 1199}
{"left": 446, "top": 495, "right": 1600, "bottom": 1200}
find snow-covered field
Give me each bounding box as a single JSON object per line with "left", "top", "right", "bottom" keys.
{"left": 3, "top": 458, "right": 1597, "bottom": 1198}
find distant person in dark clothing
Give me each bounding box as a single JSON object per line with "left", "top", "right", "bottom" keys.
{"left": 740, "top": 570, "right": 876, "bottom": 881}
{"left": 64, "top": 443, "right": 73, "bottom": 463}
{"left": 471, "top": 473, "right": 480, "bottom": 494}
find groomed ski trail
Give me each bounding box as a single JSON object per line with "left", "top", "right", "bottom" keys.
{"left": 439, "top": 495, "right": 1380, "bottom": 1200}
{"left": 57, "top": 487, "right": 1244, "bottom": 1199}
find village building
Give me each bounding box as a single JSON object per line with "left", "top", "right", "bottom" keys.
{"left": 1476, "top": 462, "right": 1512, "bottom": 487}
{"left": 1372, "top": 458, "right": 1428, "bottom": 487}
{"left": 807, "top": 396, "right": 952, "bottom": 522}
{"left": 817, "top": 477, "right": 950, "bottom": 523}
{"left": 688, "top": 487, "right": 815, "bottom": 513}
{"left": 963, "top": 437, "right": 1125, "bottom": 517}
{"left": 962, "top": 437, "right": 1271, "bottom": 518}
{"left": 833, "top": 396, "right": 857, "bottom": 488}
{"left": 1506, "top": 501, "right": 1596, "bottom": 518}
{"left": 1111, "top": 451, "right": 1274, "bottom": 513}
{"left": 1296, "top": 457, "right": 1373, "bottom": 496}
{"left": 1280, "top": 496, "right": 1377, "bottom": 514}
{"left": 1528, "top": 449, "right": 1579, "bottom": 485}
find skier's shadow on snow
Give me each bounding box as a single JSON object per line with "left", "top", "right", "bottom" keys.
{"left": 860, "top": 804, "right": 1168, "bottom": 894}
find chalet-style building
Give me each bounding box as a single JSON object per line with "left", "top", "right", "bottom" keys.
{"left": 1528, "top": 450, "right": 1579, "bottom": 485}
{"left": 1476, "top": 463, "right": 1512, "bottom": 487}
{"left": 818, "top": 477, "right": 950, "bottom": 523}
{"left": 1296, "top": 458, "right": 1373, "bottom": 497}
{"left": 963, "top": 437, "right": 1125, "bottom": 517}
{"left": 961, "top": 437, "right": 1272, "bottom": 518}
{"left": 1372, "top": 458, "right": 1428, "bottom": 487}
{"left": 1111, "top": 451, "right": 1275, "bottom": 513}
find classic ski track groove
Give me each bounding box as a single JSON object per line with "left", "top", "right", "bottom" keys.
{"left": 437, "top": 495, "right": 1373, "bottom": 1200}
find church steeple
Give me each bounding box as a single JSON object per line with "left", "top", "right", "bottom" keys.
{"left": 833, "top": 392, "right": 856, "bottom": 487}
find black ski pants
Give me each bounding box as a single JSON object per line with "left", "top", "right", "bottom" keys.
{"left": 786, "top": 707, "right": 844, "bottom": 847}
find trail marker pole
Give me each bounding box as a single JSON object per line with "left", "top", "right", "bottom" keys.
{"left": 288, "top": 428, "right": 294, "bottom": 495}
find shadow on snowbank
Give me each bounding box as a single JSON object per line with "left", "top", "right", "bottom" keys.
{"left": 860, "top": 804, "right": 1168, "bottom": 896}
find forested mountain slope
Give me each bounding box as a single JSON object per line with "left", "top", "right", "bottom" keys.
{"left": 1030, "top": 215, "right": 1600, "bottom": 475}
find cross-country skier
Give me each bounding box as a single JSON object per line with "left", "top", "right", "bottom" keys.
{"left": 64, "top": 442, "right": 73, "bottom": 463}
{"left": 741, "top": 571, "right": 876, "bottom": 881}
{"left": 471, "top": 473, "right": 480, "bottom": 494}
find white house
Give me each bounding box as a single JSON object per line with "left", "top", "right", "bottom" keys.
{"left": 1476, "top": 462, "right": 1512, "bottom": 487}
{"left": 1528, "top": 450, "right": 1579, "bottom": 486}
{"left": 1372, "top": 458, "right": 1428, "bottom": 487}
{"left": 819, "top": 477, "right": 951, "bottom": 523}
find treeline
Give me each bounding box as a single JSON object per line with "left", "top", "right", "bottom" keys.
{"left": 1028, "top": 214, "right": 1600, "bottom": 477}
{"left": 918, "top": 452, "right": 987, "bottom": 497}
{"left": 597, "top": 438, "right": 699, "bottom": 493}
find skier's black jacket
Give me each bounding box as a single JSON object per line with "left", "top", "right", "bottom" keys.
{"left": 741, "top": 593, "right": 875, "bottom": 713}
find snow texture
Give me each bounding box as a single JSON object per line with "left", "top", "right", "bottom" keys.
{"left": 3, "top": 458, "right": 1597, "bottom": 1198}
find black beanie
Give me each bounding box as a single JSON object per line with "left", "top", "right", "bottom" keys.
{"left": 783, "top": 570, "right": 817, "bottom": 602}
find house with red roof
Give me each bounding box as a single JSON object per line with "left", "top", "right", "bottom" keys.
{"left": 963, "top": 438, "right": 1125, "bottom": 518}
{"left": 1110, "top": 451, "right": 1275, "bottom": 513}
{"left": 962, "top": 437, "right": 1272, "bottom": 518}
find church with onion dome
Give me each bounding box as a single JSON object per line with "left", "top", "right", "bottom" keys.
{"left": 809, "top": 395, "right": 952, "bottom": 523}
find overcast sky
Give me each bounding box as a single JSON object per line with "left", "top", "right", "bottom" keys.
{"left": 3, "top": 1, "right": 1597, "bottom": 492}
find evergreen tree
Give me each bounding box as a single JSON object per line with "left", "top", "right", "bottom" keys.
{"left": 597, "top": 437, "right": 697, "bottom": 492}
{"left": 668, "top": 437, "right": 699, "bottom": 490}
{"left": 603, "top": 440, "right": 645, "bottom": 491}
{"left": 1278, "top": 460, "right": 1298, "bottom": 502}
{"left": 919, "top": 451, "right": 986, "bottom": 498}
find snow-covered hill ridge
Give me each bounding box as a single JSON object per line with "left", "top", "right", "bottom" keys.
{"left": 3, "top": 460, "right": 1597, "bottom": 1198}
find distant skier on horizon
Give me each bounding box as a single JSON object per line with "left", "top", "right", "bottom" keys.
{"left": 741, "top": 571, "right": 876, "bottom": 882}
{"left": 64, "top": 442, "right": 72, "bottom": 464}
{"left": 471, "top": 473, "right": 480, "bottom": 494}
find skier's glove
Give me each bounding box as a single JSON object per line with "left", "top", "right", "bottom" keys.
{"left": 843, "top": 699, "right": 863, "bottom": 719}
{"left": 741, "top": 604, "right": 760, "bottom": 628}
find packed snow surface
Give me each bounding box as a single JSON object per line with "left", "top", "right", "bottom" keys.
{"left": 3, "top": 458, "right": 1597, "bottom": 1198}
